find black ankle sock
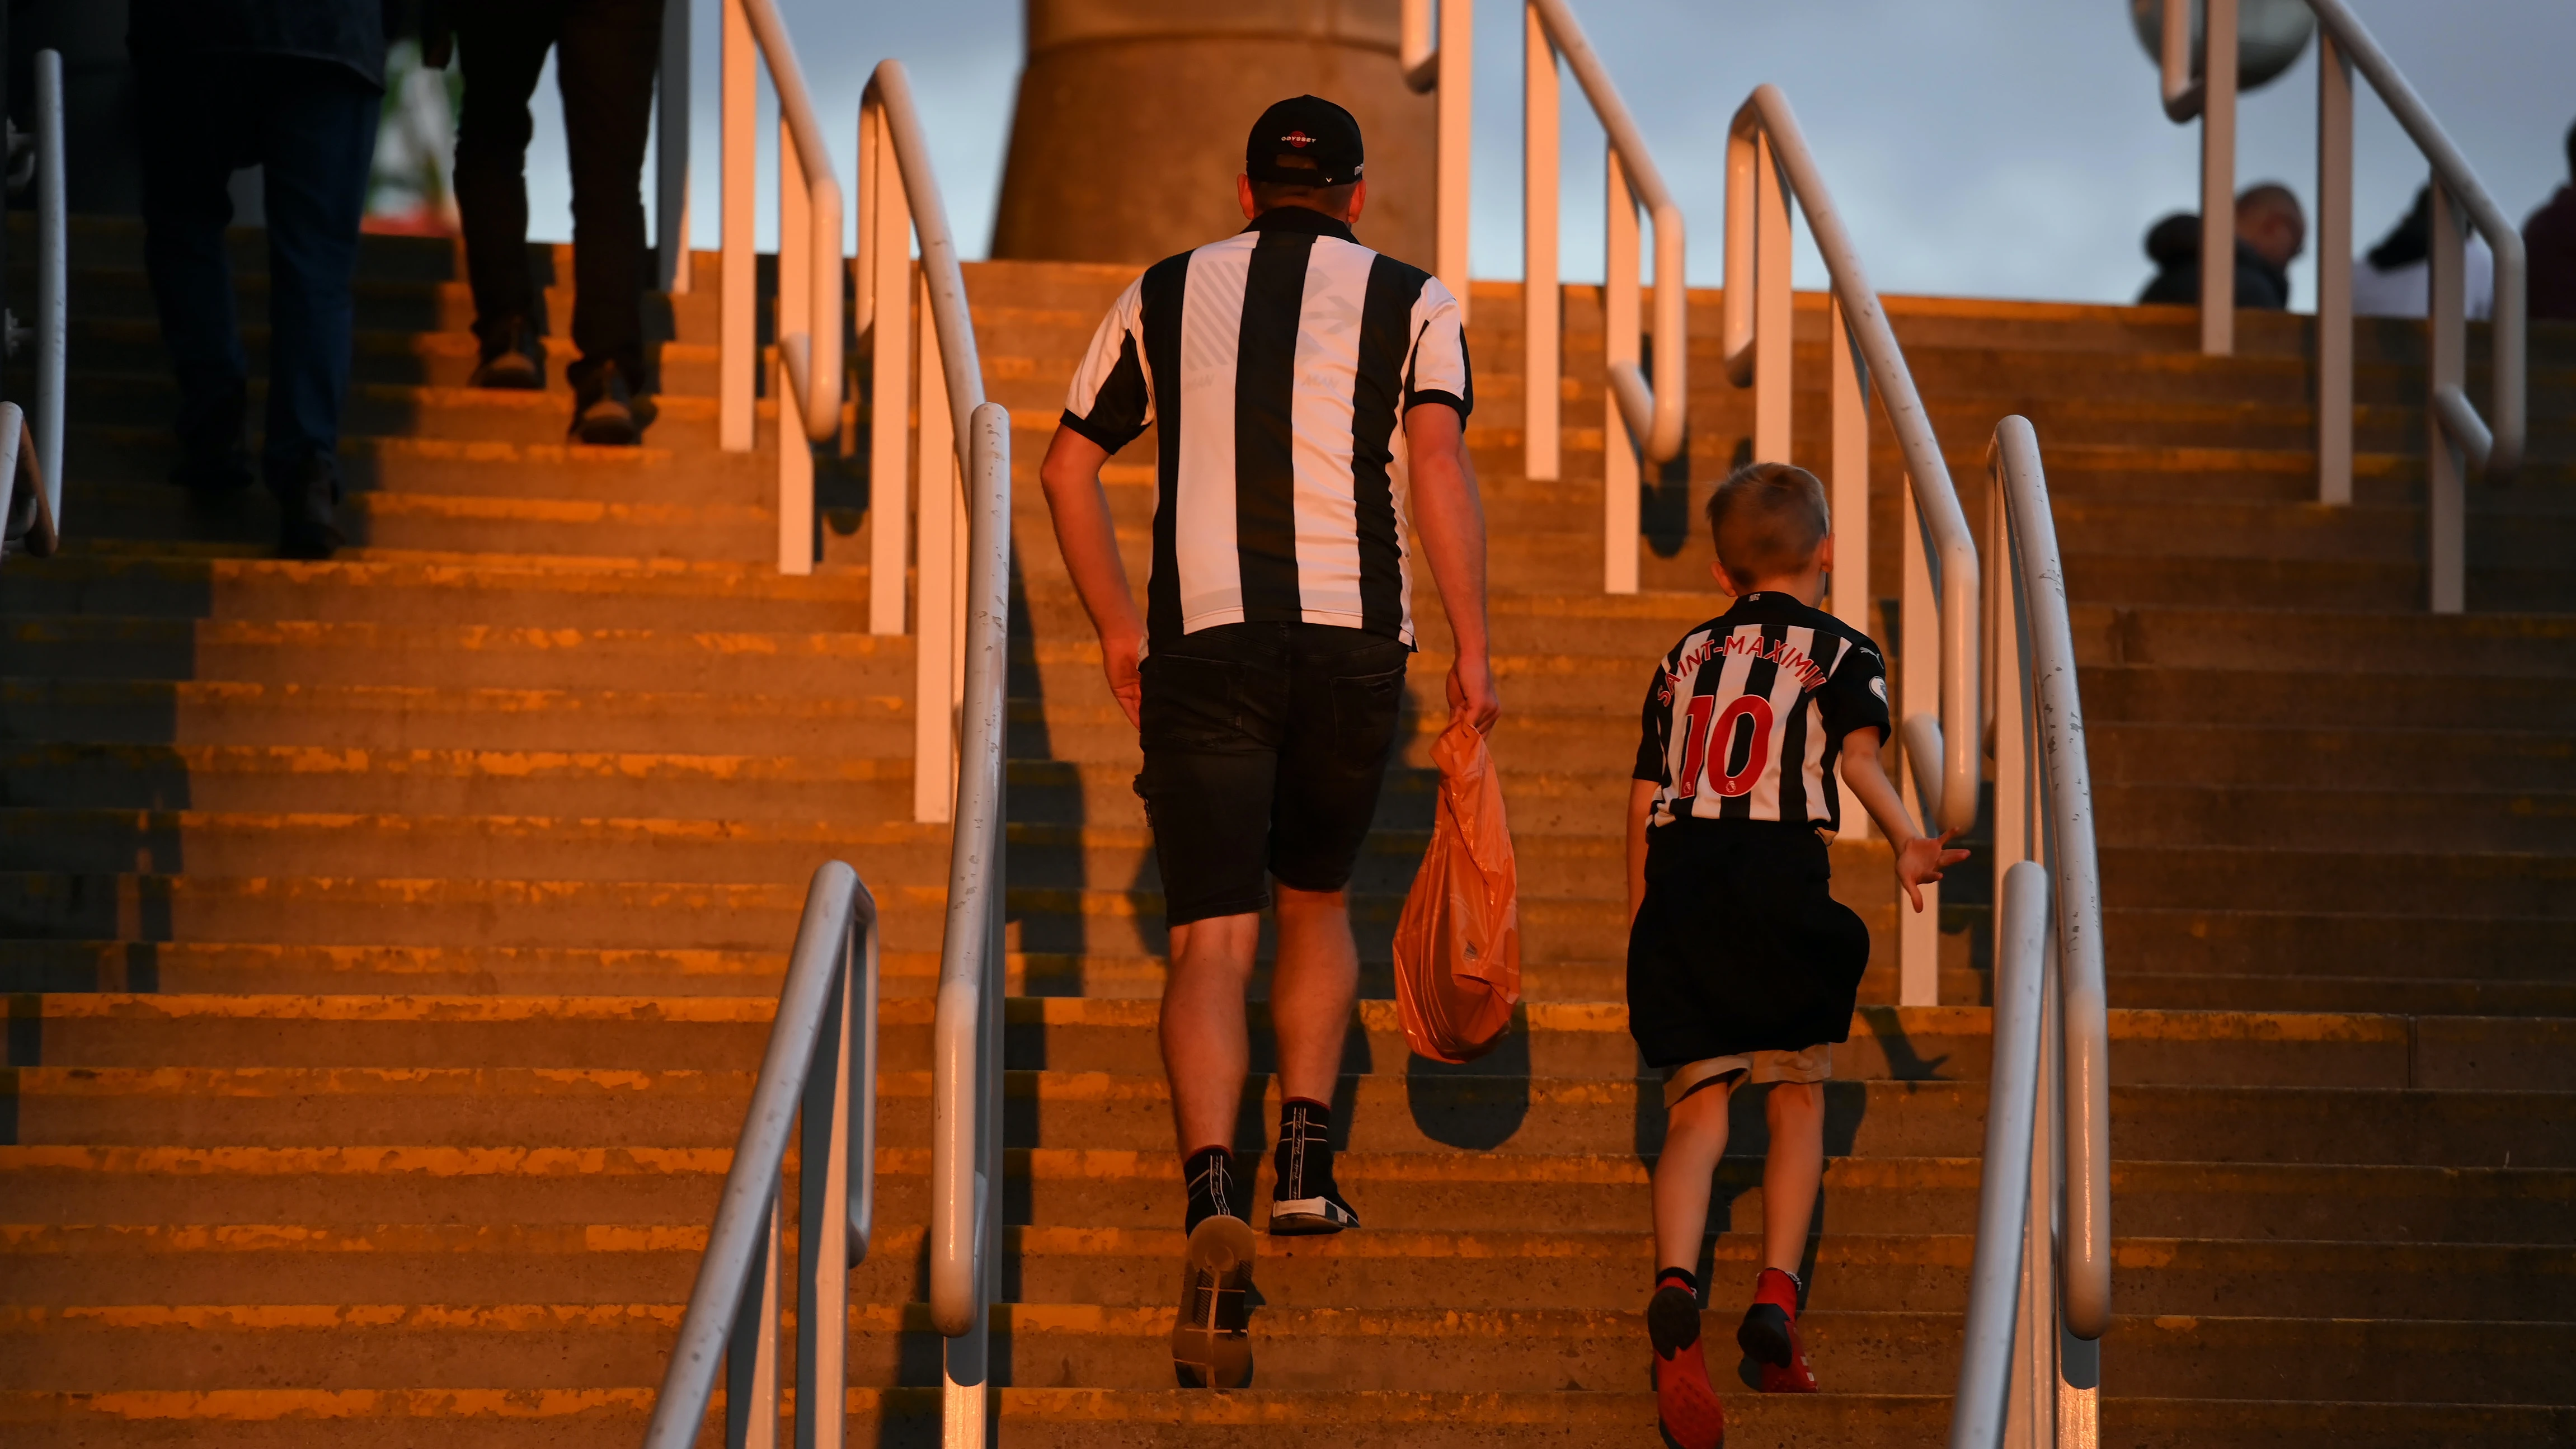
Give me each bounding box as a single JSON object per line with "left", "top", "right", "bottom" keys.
{"left": 1274, "top": 1098, "right": 1336, "bottom": 1195}
{"left": 1656, "top": 1266, "right": 1700, "bottom": 1300}
{"left": 1183, "top": 1146, "right": 1238, "bottom": 1234}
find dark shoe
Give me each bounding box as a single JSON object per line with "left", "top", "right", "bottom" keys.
{"left": 1736, "top": 1267, "right": 1817, "bottom": 1393}
{"left": 469, "top": 317, "right": 544, "bottom": 391}
{"left": 274, "top": 453, "right": 345, "bottom": 561}
{"left": 1171, "top": 1211, "right": 1256, "bottom": 1389}
{"left": 1268, "top": 1098, "right": 1360, "bottom": 1236}
{"left": 1649, "top": 1282, "right": 1727, "bottom": 1448}
{"left": 570, "top": 362, "right": 655, "bottom": 446}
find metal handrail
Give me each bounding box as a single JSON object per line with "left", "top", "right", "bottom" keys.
{"left": 737, "top": 0, "right": 842, "bottom": 437}
{"left": 1400, "top": 0, "right": 1686, "bottom": 579}
{"left": 1951, "top": 417, "right": 2113, "bottom": 1448}
{"left": 3, "top": 49, "right": 65, "bottom": 566}
{"left": 855, "top": 58, "right": 1014, "bottom": 1449}
{"left": 0, "top": 404, "right": 53, "bottom": 561}
{"left": 1950, "top": 859, "right": 2048, "bottom": 1449}
{"left": 1720, "top": 87, "right": 1981, "bottom": 1009}
{"left": 858, "top": 61, "right": 1002, "bottom": 830}
{"left": 705, "top": 0, "right": 844, "bottom": 574}
{"left": 638, "top": 861, "right": 880, "bottom": 1449}
{"left": 2154, "top": 0, "right": 2524, "bottom": 612}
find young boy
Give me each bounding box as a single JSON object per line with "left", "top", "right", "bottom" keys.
{"left": 1626, "top": 462, "right": 1966, "bottom": 1447}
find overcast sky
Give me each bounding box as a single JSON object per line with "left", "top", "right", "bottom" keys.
{"left": 512, "top": 0, "right": 2574, "bottom": 308}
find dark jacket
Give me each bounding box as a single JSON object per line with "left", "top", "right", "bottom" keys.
{"left": 2136, "top": 212, "right": 2291, "bottom": 309}
{"left": 2527, "top": 185, "right": 2576, "bottom": 323}
{"left": 127, "top": 0, "right": 392, "bottom": 90}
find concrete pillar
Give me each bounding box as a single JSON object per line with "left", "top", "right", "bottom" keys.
{"left": 991, "top": 0, "right": 1435, "bottom": 269}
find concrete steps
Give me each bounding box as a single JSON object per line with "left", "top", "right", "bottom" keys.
{"left": 3, "top": 215, "right": 2572, "bottom": 1445}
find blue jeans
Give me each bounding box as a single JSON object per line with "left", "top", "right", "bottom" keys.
{"left": 131, "top": 53, "right": 381, "bottom": 492}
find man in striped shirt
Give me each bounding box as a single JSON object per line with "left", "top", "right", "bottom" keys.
{"left": 1036, "top": 95, "right": 1497, "bottom": 1389}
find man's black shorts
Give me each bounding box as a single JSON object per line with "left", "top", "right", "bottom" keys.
{"left": 1135, "top": 622, "right": 1411, "bottom": 925}
{"left": 1626, "top": 818, "right": 1870, "bottom": 1068}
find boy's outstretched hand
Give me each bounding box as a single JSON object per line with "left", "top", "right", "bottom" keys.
{"left": 1894, "top": 830, "right": 1970, "bottom": 913}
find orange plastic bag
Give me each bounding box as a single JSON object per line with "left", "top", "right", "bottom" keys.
{"left": 1392, "top": 719, "right": 1522, "bottom": 1064}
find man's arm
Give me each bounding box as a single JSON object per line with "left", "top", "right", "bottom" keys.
{"left": 1837, "top": 727, "right": 1968, "bottom": 912}
{"left": 1036, "top": 425, "right": 1146, "bottom": 728}
{"left": 1405, "top": 403, "right": 1499, "bottom": 733}
{"left": 1625, "top": 778, "right": 1656, "bottom": 928}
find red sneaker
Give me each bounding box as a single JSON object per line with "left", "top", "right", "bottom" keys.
{"left": 1735, "top": 1267, "right": 1818, "bottom": 1393}
{"left": 1648, "top": 1282, "right": 1727, "bottom": 1448}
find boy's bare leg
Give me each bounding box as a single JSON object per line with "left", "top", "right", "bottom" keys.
{"left": 1161, "top": 912, "right": 1262, "bottom": 1153}
{"left": 1269, "top": 885, "right": 1360, "bottom": 1105}
{"left": 1654, "top": 1079, "right": 1736, "bottom": 1271}
{"left": 1761, "top": 1081, "right": 1827, "bottom": 1274}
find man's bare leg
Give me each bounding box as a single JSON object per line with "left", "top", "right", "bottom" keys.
{"left": 1159, "top": 909, "right": 1262, "bottom": 1390}
{"left": 1161, "top": 911, "right": 1263, "bottom": 1155}
{"left": 1160, "top": 887, "right": 1357, "bottom": 1152}
{"left": 1269, "top": 884, "right": 1360, "bottom": 1105}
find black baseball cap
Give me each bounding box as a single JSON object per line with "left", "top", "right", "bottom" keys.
{"left": 1247, "top": 96, "right": 1365, "bottom": 188}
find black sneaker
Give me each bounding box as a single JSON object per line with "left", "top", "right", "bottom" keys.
{"left": 1268, "top": 1098, "right": 1359, "bottom": 1235}
{"left": 1173, "top": 1147, "right": 1255, "bottom": 1388}
{"left": 1172, "top": 1211, "right": 1256, "bottom": 1388}
{"left": 570, "top": 361, "right": 656, "bottom": 446}
{"left": 469, "top": 317, "right": 543, "bottom": 391}
{"left": 274, "top": 452, "right": 344, "bottom": 561}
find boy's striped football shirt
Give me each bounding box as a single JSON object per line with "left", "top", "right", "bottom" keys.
{"left": 1633, "top": 591, "right": 1892, "bottom": 834}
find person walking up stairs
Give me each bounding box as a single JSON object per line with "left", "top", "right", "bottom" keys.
{"left": 3, "top": 204, "right": 2573, "bottom": 1445}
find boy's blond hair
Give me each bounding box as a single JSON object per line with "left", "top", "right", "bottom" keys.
{"left": 1705, "top": 461, "right": 1830, "bottom": 589}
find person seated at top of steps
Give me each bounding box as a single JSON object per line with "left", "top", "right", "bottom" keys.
{"left": 126, "top": 0, "right": 389, "bottom": 559}
{"left": 1035, "top": 95, "right": 1497, "bottom": 1390}
{"left": 2523, "top": 119, "right": 2576, "bottom": 322}
{"left": 1625, "top": 463, "right": 1966, "bottom": 1448}
{"left": 2137, "top": 181, "right": 2306, "bottom": 310}
{"left": 421, "top": 0, "right": 660, "bottom": 444}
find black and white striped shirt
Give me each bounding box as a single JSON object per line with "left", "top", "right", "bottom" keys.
{"left": 1633, "top": 592, "right": 1892, "bottom": 835}
{"left": 1060, "top": 207, "right": 1473, "bottom": 649}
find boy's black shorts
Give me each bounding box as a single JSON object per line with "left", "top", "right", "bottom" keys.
{"left": 1135, "top": 622, "right": 1411, "bottom": 926}
{"left": 1626, "top": 818, "right": 1870, "bottom": 1069}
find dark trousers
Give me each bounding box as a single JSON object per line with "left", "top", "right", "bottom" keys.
{"left": 131, "top": 54, "right": 380, "bottom": 490}
{"left": 452, "top": 0, "right": 661, "bottom": 389}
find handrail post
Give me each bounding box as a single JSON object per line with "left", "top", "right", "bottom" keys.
{"left": 717, "top": 0, "right": 755, "bottom": 453}
{"left": 915, "top": 267, "right": 960, "bottom": 824}
{"left": 1898, "top": 481, "right": 1939, "bottom": 1006}
{"left": 793, "top": 934, "right": 852, "bottom": 1449}
{"left": 1601, "top": 148, "right": 1639, "bottom": 595}
{"left": 2314, "top": 31, "right": 2353, "bottom": 506}
{"left": 777, "top": 116, "right": 814, "bottom": 574}
{"left": 861, "top": 97, "right": 912, "bottom": 636}
{"left": 1750, "top": 129, "right": 1790, "bottom": 463}
{"left": 32, "top": 48, "right": 64, "bottom": 525}
{"left": 1826, "top": 296, "right": 1869, "bottom": 838}
{"left": 2198, "top": 0, "right": 2238, "bottom": 356}
{"left": 2427, "top": 179, "right": 2467, "bottom": 614}
{"left": 1434, "top": 0, "right": 1473, "bottom": 319}
{"left": 1522, "top": 3, "right": 1560, "bottom": 482}
{"left": 723, "top": 1198, "right": 781, "bottom": 1449}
